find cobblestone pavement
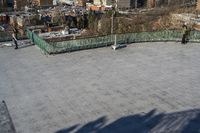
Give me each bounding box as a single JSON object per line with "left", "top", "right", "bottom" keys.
{"left": 0, "top": 42, "right": 200, "bottom": 133}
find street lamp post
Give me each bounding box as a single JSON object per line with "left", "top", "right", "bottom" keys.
{"left": 111, "top": 0, "right": 126, "bottom": 50}
{"left": 111, "top": 0, "right": 118, "bottom": 50}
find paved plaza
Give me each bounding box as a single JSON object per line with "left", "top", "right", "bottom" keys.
{"left": 0, "top": 42, "right": 200, "bottom": 133}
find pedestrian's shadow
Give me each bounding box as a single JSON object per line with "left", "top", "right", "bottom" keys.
{"left": 56, "top": 108, "right": 200, "bottom": 133}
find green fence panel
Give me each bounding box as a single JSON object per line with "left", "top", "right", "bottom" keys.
{"left": 50, "top": 35, "right": 113, "bottom": 54}
{"left": 25, "top": 29, "right": 200, "bottom": 54}
{"left": 26, "top": 28, "right": 54, "bottom": 54}
{"left": 113, "top": 30, "right": 182, "bottom": 44}
{"left": 48, "top": 30, "right": 200, "bottom": 54}
{"left": 189, "top": 31, "right": 200, "bottom": 42}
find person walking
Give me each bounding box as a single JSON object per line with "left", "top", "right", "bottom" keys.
{"left": 12, "top": 25, "right": 18, "bottom": 49}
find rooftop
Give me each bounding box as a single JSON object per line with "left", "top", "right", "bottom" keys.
{"left": 0, "top": 42, "right": 200, "bottom": 133}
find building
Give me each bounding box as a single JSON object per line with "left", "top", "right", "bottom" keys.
{"left": 77, "top": 0, "right": 93, "bottom": 6}
{"left": 53, "top": 0, "right": 57, "bottom": 5}
{"left": 58, "top": 0, "right": 74, "bottom": 5}
{"left": 77, "top": 0, "right": 86, "bottom": 6}
{"left": 147, "top": 0, "right": 155, "bottom": 8}
{"left": 93, "top": 0, "right": 113, "bottom": 6}
{"left": 34, "top": 0, "right": 53, "bottom": 6}
{"left": 0, "top": 0, "right": 13, "bottom": 8}
{"left": 93, "top": 0, "right": 132, "bottom": 8}
{"left": 117, "top": 0, "right": 131, "bottom": 9}
{"left": 130, "top": 0, "right": 146, "bottom": 8}
{"left": 14, "top": 0, "right": 53, "bottom": 10}
{"left": 147, "top": 0, "right": 193, "bottom": 8}
{"left": 0, "top": 0, "right": 6, "bottom": 8}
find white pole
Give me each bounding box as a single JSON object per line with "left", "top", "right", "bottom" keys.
{"left": 111, "top": 12, "right": 113, "bottom": 35}
{"left": 111, "top": 0, "right": 119, "bottom": 50}
{"left": 114, "top": 0, "right": 117, "bottom": 46}
{"left": 114, "top": 34, "right": 117, "bottom": 46}
{"left": 116, "top": 0, "right": 118, "bottom": 11}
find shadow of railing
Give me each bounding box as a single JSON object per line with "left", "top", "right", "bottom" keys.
{"left": 55, "top": 108, "right": 200, "bottom": 133}
{"left": 18, "top": 43, "right": 34, "bottom": 49}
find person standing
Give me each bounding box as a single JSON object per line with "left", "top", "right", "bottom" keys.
{"left": 181, "top": 23, "right": 190, "bottom": 44}
{"left": 12, "top": 25, "right": 18, "bottom": 49}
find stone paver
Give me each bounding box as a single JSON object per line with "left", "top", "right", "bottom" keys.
{"left": 0, "top": 101, "right": 16, "bottom": 133}
{"left": 0, "top": 42, "right": 200, "bottom": 133}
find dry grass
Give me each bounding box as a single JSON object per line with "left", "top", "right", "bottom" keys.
{"left": 84, "top": 5, "right": 197, "bottom": 36}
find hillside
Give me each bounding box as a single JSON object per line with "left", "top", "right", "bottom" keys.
{"left": 84, "top": 5, "right": 197, "bottom": 36}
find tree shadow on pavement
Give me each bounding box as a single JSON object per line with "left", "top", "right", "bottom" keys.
{"left": 56, "top": 109, "right": 200, "bottom": 133}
